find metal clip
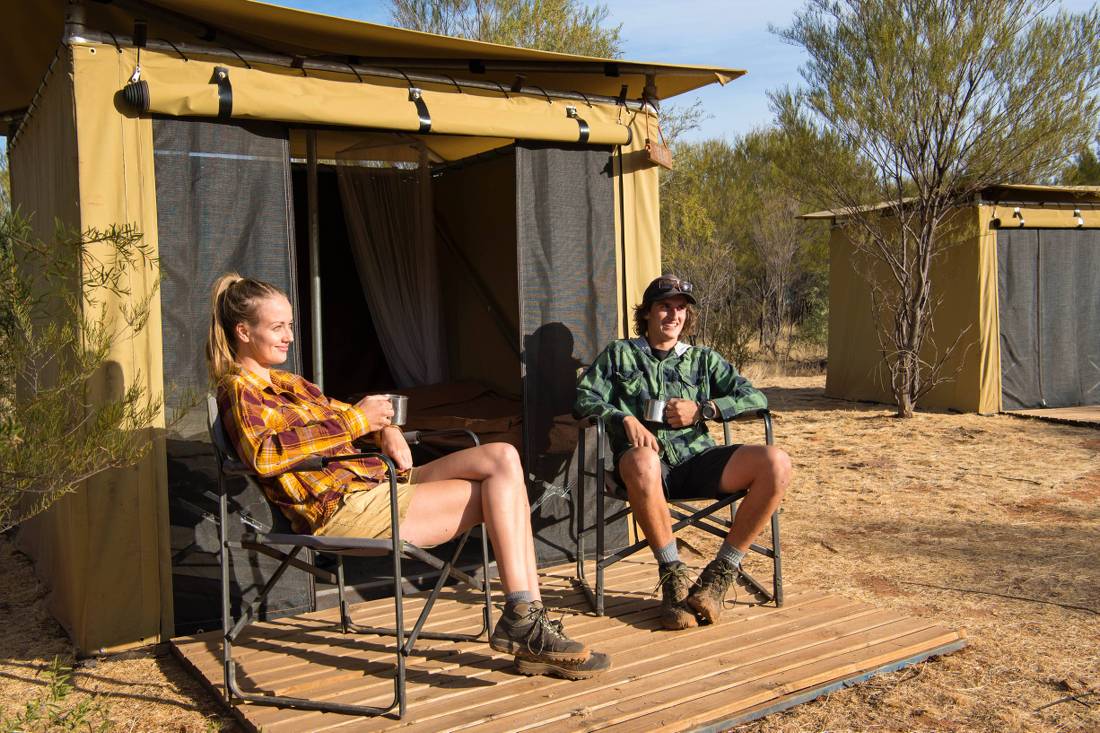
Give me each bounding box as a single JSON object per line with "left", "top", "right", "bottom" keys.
{"left": 408, "top": 86, "right": 422, "bottom": 101}
{"left": 565, "top": 105, "right": 578, "bottom": 118}
{"left": 128, "top": 65, "right": 142, "bottom": 84}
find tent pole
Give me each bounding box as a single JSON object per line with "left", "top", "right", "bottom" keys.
{"left": 617, "top": 146, "right": 629, "bottom": 337}
{"left": 307, "top": 129, "right": 324, "bottom": 390}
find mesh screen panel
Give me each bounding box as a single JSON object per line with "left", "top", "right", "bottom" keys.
{"left": 153, "top": 118, "right": 311, "bottom": 635}
{"left": 998, "top": 228, "right": 1100, "bottom": 410}
{"left": 515, "top": 143, "right": 625, "bottom": 563}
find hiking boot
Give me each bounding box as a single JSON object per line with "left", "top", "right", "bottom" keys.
{"left": 656, "top": 561, "right": 698, "bottom": 630}
{"left": 490, "top": 601, "right": 589, "bottom": 663}
{"left": 514, "top": 650, "right": 611, "bottom": 680}
{"left": 686, "top": 558, "right": 739, "bottom": 624}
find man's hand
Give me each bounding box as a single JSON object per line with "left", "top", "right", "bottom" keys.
{"left": 378, "top": 425, "right": 413, "bottom": 471}
{"left": 623, "top": 416, "right": 660, "bottom": 453}
{"left": 665, "top": 398, "right": 703, "bottom": 428}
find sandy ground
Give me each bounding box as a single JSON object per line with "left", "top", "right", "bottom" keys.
{"left": 1, "top": 374, "right": 1097, "bottom": 732}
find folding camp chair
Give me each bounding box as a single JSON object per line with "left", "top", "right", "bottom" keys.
{"left": 206, "top": 396, "right": 494, "bottom": 719}
{"left": 573, "top": 408, "right": 783, "bottom": 616}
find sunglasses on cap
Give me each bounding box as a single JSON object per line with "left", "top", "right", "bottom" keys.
{"left": 652, "top": 277, "right": 693, "bottom": 294}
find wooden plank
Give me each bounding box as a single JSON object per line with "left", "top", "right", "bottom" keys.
{"left": 257, "top": 594, "right": 858, "bottom": 733}
{"left": 239, "top": 576, "right": 707, "bottom": 730}
{"left": 237, "top": 565, "right": 670, "bottom": 699}
{"left": 259, "top": 592, "right": 827, "bottom": 719}
{"left": 1008, "top": 406, "right": 1100, "bottom": 427}
{"left": 461, "top": 611, "right": 926, "bottom": 733}
{"left": 597, "top": 628, "right": 966, "bottom": 733}
{"left": 170, "top": 561, "right": 965, "bottom": 733}
{"left": 237, "top": 563, "right": 686, "bottom": 705}
{"left": 521, "top": 623, "right": 957, "bottom": 733}
{"left": 220, "top": 591, "right": 828, "bottom": 731}
{"left": 684, "top": 637, "right": 969, "bottom": 733}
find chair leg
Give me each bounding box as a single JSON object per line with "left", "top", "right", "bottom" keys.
{"left": 574, "top": 429, "right": 599, "bottom": 613}
{"left": 480, "top": 525, "right": 493, "bottom": 637}
{"left": 595, "top": 424, "right": 606, "bottom": 616}
{"left": 337, "top": 555, "right": 349, "bottom": 633}
{"left": 218, "top": 477, "right": 233, "bottom": 705}
{"left": 347, "top": 536, "right": 489, "bottom": 645}
{"left": 771, "top": 510, "right": 784, "bottom": 607}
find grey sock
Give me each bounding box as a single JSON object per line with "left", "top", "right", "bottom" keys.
{"left": 653, "top": 539, "right": 680, "bottom": 566}
{"left": 505, "top": 590, "right": 537, "bottom": 608}
{"left": 716, "top": 542, "right": 746, "bottom": 568}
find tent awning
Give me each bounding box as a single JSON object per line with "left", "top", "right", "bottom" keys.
{"left": 122, "top": 50, "right": 632, "bottom": 146}
{"left": 0, "top": 0, "right": 744, "bottom": 117}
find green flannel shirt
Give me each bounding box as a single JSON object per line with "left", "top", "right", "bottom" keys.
{"left": 574, "top": 338, "right": 768, "bottom": 467}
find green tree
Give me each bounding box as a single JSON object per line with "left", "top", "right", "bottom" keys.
{"left": 390, "top": 0, "right": 622, "bottom": 57}
{"left": 0, "top": 145, "right": 10, "bottom": 215}
{"left": 0, "top": 212, "right": 162, "bottom": 531}
{"left": 1061, "top": 135, "right": 1100, "bottom": 185}
{"left": 775, "top": 0, "right": 1100, "bottom": 416}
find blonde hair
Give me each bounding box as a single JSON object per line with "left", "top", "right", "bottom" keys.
{"left": 206, "top": 272, "right": 283, "bottom": 385}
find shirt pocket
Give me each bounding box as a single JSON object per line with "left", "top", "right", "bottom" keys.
{"left": 618, "top": 369, "right": 647, "bottom": 399}
{"left": 672, "top": 362, "right": 704, "bottom": 400}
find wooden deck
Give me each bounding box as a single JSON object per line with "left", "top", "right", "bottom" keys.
{"left": 171, "top": 560, "right": 966, "bottom": 732}
{"left": 1008, "top": 405, "right": 1100, "bottom": 428}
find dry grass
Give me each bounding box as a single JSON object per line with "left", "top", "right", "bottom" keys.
{"left": 0, "top": 374, "right": 1097, "bottom": 732}
{"left": 0, "top": 539, "right": 234, "bottom": 732}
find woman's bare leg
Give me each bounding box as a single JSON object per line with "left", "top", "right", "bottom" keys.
{"left": 402, "top": 443, "right": 538, "bottom": 598}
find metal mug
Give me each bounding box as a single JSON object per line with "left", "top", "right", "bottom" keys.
{"left": 643, "top": 398, "right": 667, "bottom": 424}
{"left": 380, "top": 394, "right": 408, "bottom": 427}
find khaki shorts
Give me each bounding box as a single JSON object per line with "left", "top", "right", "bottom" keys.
{"left": 314, "top": 469, "right": 417, "bottom": 540}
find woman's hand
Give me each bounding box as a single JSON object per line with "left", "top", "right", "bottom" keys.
{"left": 355, "top": 394, "right": 394, "bottom": 430}
{"left": 378, "top": 425, "right": 413, "bottom": 471}
{"left": 623, "top": 415, "right": 660, "bottom": 453}
{"left": 665, "top": 399, "right": 702, "bottom": 428}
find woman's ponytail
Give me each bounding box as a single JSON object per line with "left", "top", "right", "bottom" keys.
{"left": 206, "top": 272, "right": 282, "bottom": 385}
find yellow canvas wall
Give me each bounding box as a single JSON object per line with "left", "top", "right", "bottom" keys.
{"left": 826, "top": 196, "right": 1100, "bottom": 414}
{"left": 825, "top": 209, "right": 987, "bottom": 413}
{"left": 11, "top": 44, "right": 173, "bottom": 654}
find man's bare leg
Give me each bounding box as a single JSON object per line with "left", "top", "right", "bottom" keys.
{"left": 686, "top": 444, "right": 790, "bottom": 623}
{"left": 718, "top": 444, "right": 791, "bottom": 551}
{"left": 617, "top": 446, "right": 696, "bottom": 629}
{"left": 617, "top": 446, "right": 674, "bottom": 548}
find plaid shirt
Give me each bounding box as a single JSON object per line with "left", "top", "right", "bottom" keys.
{"left": 575, "top": 338, "right": 768, "bottom": 467}
{"left": 218, "top": 368, "right": 405, "bottom": 534}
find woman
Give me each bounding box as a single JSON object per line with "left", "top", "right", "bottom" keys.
{"left": 206, "top": 273, "right": 608, "bottom": 679}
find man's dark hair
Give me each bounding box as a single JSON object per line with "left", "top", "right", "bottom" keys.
{"left": 633, "top": 300, "right": 697, "bottom": 338}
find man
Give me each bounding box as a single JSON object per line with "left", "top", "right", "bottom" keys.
{"left": 575, "top": 275, "right": 791, "bottom": 630}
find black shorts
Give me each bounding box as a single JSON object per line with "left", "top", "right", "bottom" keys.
{"left": 614, "top": 444, "right": 743, "bottom": 501}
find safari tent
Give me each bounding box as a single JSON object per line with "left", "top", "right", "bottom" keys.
{"left": 1, "top": 0, "right": 743, "bottom": 654}
{"left": 805, "top": 184, "right": 1100, "bottom": 414}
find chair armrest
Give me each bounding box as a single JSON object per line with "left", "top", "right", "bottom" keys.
{"left": 403, "top": 428, "right": 481, "bottom": 447}
{"left": 715, "top": 407, "right": 771, "bottom": 423}
{"left": 577, "top": 415, "right": 603, "bottom": 429}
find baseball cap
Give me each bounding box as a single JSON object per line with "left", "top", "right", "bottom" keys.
{"left": 642, "top": 275, "right": 697, "bottom": 305}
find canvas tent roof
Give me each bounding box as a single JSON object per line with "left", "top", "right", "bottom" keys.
{"left": 800, "top": 184, "right": 1100, "bottom": 220}
{"left": 0, "top": 0, "right": 744, "bottom": 117}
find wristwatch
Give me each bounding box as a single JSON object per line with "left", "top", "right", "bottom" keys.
{"left": 699, "top": 400, "right": 718, "bottom": 421}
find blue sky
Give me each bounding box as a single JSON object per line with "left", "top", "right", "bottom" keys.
{"left": 265, "top": 0, "right": 1096, "bottom": 144}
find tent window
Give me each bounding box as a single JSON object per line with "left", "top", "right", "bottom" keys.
{"left": 152, "top": 118, "right": 313, "bottom": 635}
{"left": 515, "top": 143, "right": 625, "bottom": 562}
{"left": 998, "top": 228, "right": 1100, "bottom": 410}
